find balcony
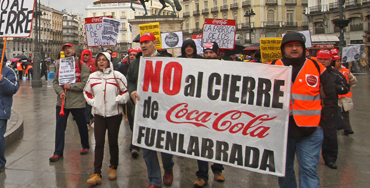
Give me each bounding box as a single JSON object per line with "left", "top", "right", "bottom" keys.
{"left": 315, "top": 27, "right": 325, "bottom": 34}
{"left": 120, "top": 16, "right": 126, "bottom": 19}
{"left": 220, "top": 5, "right": 228, "bottom": 11}
{"left": 329, "top": 2, "right": 338, "bottom": 10}
{"left": 193, "top": 10, "right": 200, "bottom": 16}
{"left": 285, "top": 22, "right": 298, "bottom": 27}
{"left": 242, "top": 0, "right": 251, "bottom": 7}
{"left": 230, "top": 3, "right": 239, "bottom": 10}
{"left": 266, "top": 0, "right": 277, "bottom": 6}
{"left": 309, "top": 5, "right": 321, "bottom": 13}
{"left": 211, "top": 6, "right": 218, "bottom": 13}
{"left": 63, "top": 25, "right": 78, "bottom": 29}
{"left": 202, "top": 8, "right": 209, "bottom": 15}
{"left": 285, "top": 0, "right": 297, "bottom": 5}
{"left": 262, "top": 21, "right": 282, "bottom": 27}
{"left": 302, "top": 0, "right": 308, "bottom": 6}
{"left": 183, "top": 11, "right": 190, "bottom": 17}
{"left": 345, "top": 0, "right": 360, "bottom": 7}
{"left": 350, "top": 23, "right": 363, "bottom": 31}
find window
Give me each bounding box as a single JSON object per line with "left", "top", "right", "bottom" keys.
{"left": 267, "top": 10, "right": 274, "bottom": 23}
{"left": 195, "top": 19, "right": 200, "bottom": 30}
{"left": 103, "top": 12, "right": 106, "bottom": 16}
{"left": 287, "top": 11, "right": 293, "bottom": 23}
{"left": 185, "top": 19, "right": 189, "bottom": 30}
{"left": 185, "top": 5, "right": 189, "bottom": 11}
{"left": 112, "top": 12, "right": 115, "bottom": 18}
{"left": 121, "top": 11, "right": 126, "bottom": 19}
{"left": 213, "top": 0, "right": 217, "bottom": 6}
{"left": 195, "top": 3, "right": 199, "bottom": 11}
{"left": 204, "top": 1, "right": 208, "bottom": 9}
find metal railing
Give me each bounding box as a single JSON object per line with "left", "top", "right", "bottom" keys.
{"left": 329, "top": 2, "right": 339, "bottom": 10}
{"left": 193, "top": 10, "right": 200, "bottom": 15}
{"left": 315, "top": 27, "right": 325, "bottom": 34}
{"left": 266, "top": 0, "right": 277, "bottom": 5}
{"left": 220, "top": 5, "right": 228, "bottom": 11}
{"left": 211, "top": 6, "right": 218, "bottom": 13}
{"left": 242, "top": 0, "right": 251, "bottom": 7}
{"left": 262, "top": 21, "right": 282, "bottom": 27}
{"left": 285, "top": 0, "right": 297, "bottom": 5}
{"left": 202, "top": 8, "right": 209, "bottom": 14}
{"left": 350, "top": 23, "right": 363, "bottom": 31}
{"left": 309, "top": 5, "right": 321, "bottom": 13}
{"left": 230, "top": 3, "right": 239, "bottom": 9}
{"left": 302, "top": 0, "right": 308, "bottom": 5}
{"left": 183, "top": 11, "right": 190, "bottom": 17}
{"left": 285, "top": 22, "right": 298, "bottom": 27}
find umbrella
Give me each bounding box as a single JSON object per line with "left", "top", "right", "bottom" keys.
{"left": 225, "top": 43, "right": 246, "bottom": 56}
{"left": 10, "top": 58, "right": 19, "bottom": 62}
{"left": 242, "top": 45, "right": 260, "bottom": 55}
{"left": 14, "top": 54, "right": 28, "bottom": 59}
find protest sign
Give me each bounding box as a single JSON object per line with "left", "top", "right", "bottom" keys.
{"left": 161, "top": 32, "right": 183, "bottom": 49}
{"left": 85, "top": 16, "right": 112, "bottom": 47}
{"left": 192, "top": 34, "right": 203, "bottom": 54}
{"left": 101, "top": 17, "right": 122, "bottom": 46}
{"left": 132, "top": 57, "right": 292, "bottom": 176}
{"left": 282, "top": 30, "right": 312, "bottom": 48}
{"left": 342, "top": 45, "right": 361, "bottom": 62}
{"left": 0, "top": 0, "right": 35, "bottom": 37}
{"left": 139, "top": 22, "right": 162, "bottom": 49}
{"left": 58, "top": 57, "right": 76, "bottom": 85}
{"left": 202, "top": 19, "right": 236, "bottom": 49}
{"left": 260, "top": 38, "right": 282, "bottom": 63}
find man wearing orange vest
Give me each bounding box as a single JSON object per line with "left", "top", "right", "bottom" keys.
{"left": 268, "top": 32, "right": 336, "bottom": 188}
{"left": 16, "top": 61, "right": 23, "bottom": 80}
{"left": 316, "top": 50, "right": 349, "bottom": 170}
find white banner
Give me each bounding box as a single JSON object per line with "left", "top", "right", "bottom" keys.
{"left": 342, "top": 45, "right": 361, "bottom": 62}
{"left": 202, "top": 19, "right": 236, "bottom": 49}
{"left": 282, "top": 30, "right": 312, "bottom": 48}
{"left": 58, "top": 57, "right": 76, "bottom": 85}
{"left": 132, "top": 57, "right": 292, "bottom": 176}
{"left": 101, "top": 17, "right": 122, "bottom": 46}
{"left": 0, "top": 0, "right": 35, "bottom": 37}
{"left": 192, "top": 34, "right": 203, "bottom": 54}
{"left": 161, "top": 32, "right": 183, "bottom": 49}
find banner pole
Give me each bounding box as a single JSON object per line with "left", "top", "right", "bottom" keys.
{"left": 0, "top": 37, "right": 8, "bottom": 73}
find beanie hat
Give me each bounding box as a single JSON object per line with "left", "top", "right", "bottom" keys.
{"left": 203, "top": 42, "right": 219, "bottom": 55}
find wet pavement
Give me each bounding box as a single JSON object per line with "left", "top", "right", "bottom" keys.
{"left": 1, "top": 74, "right": 370, "bottom": 188}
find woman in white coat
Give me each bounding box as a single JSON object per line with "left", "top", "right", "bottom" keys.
{"left": 84, "top": 52, "right": 129, "bottom": 185}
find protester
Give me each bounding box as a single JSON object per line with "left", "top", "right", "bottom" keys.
{"left": 332, "top": 55, "right": 357, "bottom": 135}
{"left": 267, "top": 32, "right": 336, "bottom": 188}
{"left": 193, "top": 42, "right": 225, "bottom": 188}
{"left": 178, "top": 39, "right": 203, "bottom": 59}
{"left": 316, "top": 49, "right": 349, "bottom": 169}
{"left": 106, "top": 49, "right": 120, "bottom": 70}
{"left": 25, "top": 64, "right": 33, "bottom": 80}
{"left": 127, "top": 32, "right": 174, "bottom": 188}
{"left": 117, "top": 47, "right": 141, "bottom": 159}
{"left": 0, "top": 48, "right": 19, "bottom": 173}
{"left": 16, "top": 60, "right": 23, "bottom": 80}
{"left": 49, "top": 43, "right": 90, "bottom": 162}
{"left": 80, "top": 49, "right": 96, "bottom": 130}
{"left": 84, "top": 52, "right": 129, "bottom": 185}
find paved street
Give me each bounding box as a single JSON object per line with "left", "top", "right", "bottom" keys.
{"left": 1, "top": 74, "right": 370, "bottom": 188}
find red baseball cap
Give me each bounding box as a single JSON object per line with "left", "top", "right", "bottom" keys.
{"left": 330, "top": 48, "right": 339, "bottom": 55}
{"left": 62, "top": 43, "right": 73, "bottom": 50}
{"left": 316, "top": 49, "right": 332, "bottom": 59}
{"left": 128, "top": 48, "right": 141, "bottom": 54}
{"left": 140, "top": 33, "right": 156, "bottom": 42}
{"left": 332, "top": 55, "right": 341, "bottom": 61}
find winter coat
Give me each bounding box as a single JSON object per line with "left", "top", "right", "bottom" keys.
{"left": 83, "top": 52, "right": 129, "bottom": 117}
{"left": 0, "top": 57, "right": 19, "bottom": 120}
{"left": 80, "top": 49, "right": 96, "bottom": 73}
{"left": 178, "top": 39, "right": 203, "bottom": 58}
{"left": 53, "top": 57, "right": 90, "bottom": 109}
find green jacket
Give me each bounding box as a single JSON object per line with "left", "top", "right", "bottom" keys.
{"left": 53, "top": 59, "right": 90, "bottom": 109}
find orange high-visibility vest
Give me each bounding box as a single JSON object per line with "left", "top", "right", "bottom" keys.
{"left": 339, "top": 67, "right": 352, "bottom": 98}
{"left": 25, "top": 65, "right": 33, "bottom": 74}
{"left": 17, "top": 62, "right": 23, "bottom": 71}
{"left": 268, "top": 59, "right": 326, "bottom": 127}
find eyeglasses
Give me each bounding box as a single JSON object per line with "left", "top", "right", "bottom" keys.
{"left": 83, "top": 54, "right": 89, "bottom": 56}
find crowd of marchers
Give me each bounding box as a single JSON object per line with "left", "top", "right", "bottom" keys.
{"left": 0, "top": 31, "right": 357, "bottom": 188}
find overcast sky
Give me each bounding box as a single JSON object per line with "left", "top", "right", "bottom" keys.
{"left": 40, "top": 0, "right": 95, "bottom": 17}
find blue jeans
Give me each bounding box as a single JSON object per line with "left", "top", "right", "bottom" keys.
{"left": 142, "top": 148, "right": 174, "bottom": 187}
{"left": 279, "top": 128, "right": 323, "bottom": 188}
{"left": 84, "top": 103, "right": 93, "bottom": 124}
{"left": 0, "top": 120, "right": 7, "bottom": 168}
{"left": 54, "top": 106, "right": 89, "bottom": 156}
{"left": 196, "top": 160, "right": 224, "bottom": 182}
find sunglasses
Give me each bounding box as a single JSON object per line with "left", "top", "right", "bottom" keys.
{"left": 83, "top": 54, "right": 89, "bottom": 56}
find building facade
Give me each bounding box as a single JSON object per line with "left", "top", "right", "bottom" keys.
{"left": 63, "top": 13, "right": 86, "bottom": 51}
{"left": 180, "top": 0, "right": 308, "bottom": 45}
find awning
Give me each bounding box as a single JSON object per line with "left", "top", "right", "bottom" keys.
{"left": 348, "top": 13, "right": 362, "bottom": 19}
{"left": 366, "top": 12, "right": 370, "bottom": 17}
{"left": 311, "top": 34, "right": 339, "bottom": 43}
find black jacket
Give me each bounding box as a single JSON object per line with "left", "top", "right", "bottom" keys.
{"left": 178, "top": 39, "right": 203, "bottom": 58}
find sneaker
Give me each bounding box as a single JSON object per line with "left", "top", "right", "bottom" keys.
{"left": 49, "top": 155, "right": 62, "bottom": 162}
{"left": 194, "top": 178, "right": 207, "bottom": 188}
{"left": 131, "top": 149, "right": 139, "bottom": 159}
{"left": 80, "top": 148, "right": 89, "bottom": 155}
{"left": 214, "top": 172, "right": 225, "bottom": 182}
{"left": 87, "top": 174, "right": 102, "bottom": 185}
{"left": 109, "top": 166, "right": 117, "bottom": 180}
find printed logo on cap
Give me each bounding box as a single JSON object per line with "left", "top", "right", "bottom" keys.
{"left": 204, "top": 42, "right": 214, "bottom": 49}
{"left": 305, "top": 74, "right": 318, "bottom": 87}
{"left": 142, "top": 33, "right": 152, "bottom": 36}
{"left": 165, "top": 33, "right": 180, "bottom": 47}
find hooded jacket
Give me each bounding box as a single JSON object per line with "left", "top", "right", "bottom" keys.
{"left": 0, "top": 52, "right": 19, "bottom": 120}
{"left": 80, "top": 49, "right": 96, "bottom": 73}
{"left": 84, "top": 52, "right": 129, "bottom": 117}
{"left": 178, "top": 39, "right": 203, "bottom": 58}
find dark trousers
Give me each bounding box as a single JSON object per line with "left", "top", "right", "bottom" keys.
{"left": 54, "top": 106, "right": 89, "bottom": 156}
{"left": 322, "top": 115, "right": 338, "bottom": 163}
{"left": 41, "top": 70, "right": 48, "bottom": 80}
{"left": 124, "top": 100, "right": 140, "bottom": 152}
{"left": 94, "top": 114, "right": 122, "bottom": 174}
{"left": 196, "top": 160, "right": 224, "bottom": 182}
{"left": 85, "top": 103, "right": 93, "bottom": 124}
{"left": 342, "top": 110, "right": 353, "bottom": 132}
{"left": 28, "top": 69, "right": 33, "bottom": 80}
{"left": 18, "top": 71, "right": 23, "bottom": 80}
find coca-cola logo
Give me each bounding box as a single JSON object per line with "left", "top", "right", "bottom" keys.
{"left": 165, "top": 33, "right": 179, "bottom": 47}
{"left": 166, "top": 103, "right": 276, "bottom": 138}
{"left": 91, "top": 17, "right": 103, "bottom": 23}
{"left": 306, "top": 74, "right": 318, "bottom": 87}
{"left": 212, "top": 19, "right": 228, "bottom": 25}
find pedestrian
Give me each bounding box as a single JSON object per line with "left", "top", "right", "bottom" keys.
{"left": 16, "top": 60, "right": 23, "bottom": 80}
{"left": 25, "top": 64, "right": 33, "bottom": 80}
{"left": 316, "top": 49, "right": 349, "bottom": 169}
{"left": 49, "top": 43, "right": 90, "bottom": 162}
{"left": 127, "top": 32, "right": 174, "bottom": 188}
{"left": 40, "top": 59, "right": 48, "bottom": 81}
{"left": 177, "top": 39, "right": 203, "bottom": 59}
{"left": 84, "top": 52, "right": 129, "bottom": 185}
{"left": 117, "top": 47, "right": 141, "bottom": 159}
{"left": 0, "top": 48, "right": 19, "bottom": 173}
{"left": 80, "top": 49, "right": 96, "bottom": 130}
{"left": 268, "top": 32, "right": 336, "bottom": 188}
{"left": 332, "top": 55, "right": 357, "bottom": 135}
{"left": 193, "top": 42, "right": 225, "bottom": 188}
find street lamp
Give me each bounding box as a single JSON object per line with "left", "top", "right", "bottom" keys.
{"left": 244, "top": 9, "right": 256, "bottom": 44}
{"left": 32, "top": 0, "right": 42, "bottom": 87}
